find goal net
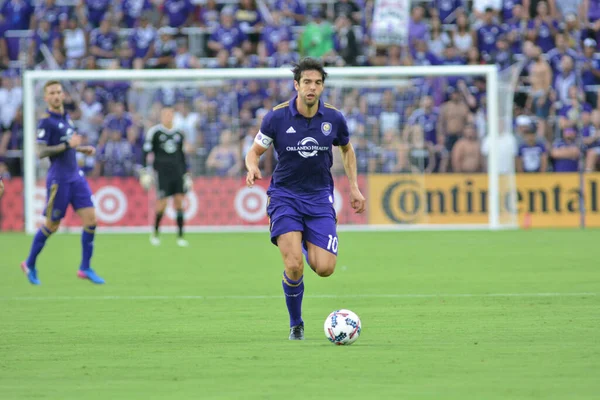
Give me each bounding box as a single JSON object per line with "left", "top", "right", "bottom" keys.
{"left": 22, "top": 65, "right": 518, "bottom": 234}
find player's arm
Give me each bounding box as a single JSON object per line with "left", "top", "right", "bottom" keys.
{"left": 139, "top": 126, "right": 157, "bottom": 189}
{"left": 246, "top": 117, "right": 274, "bottom": 187}
{"left": 0, "top": 176, "right": 4, "bottom": 198}
{"left": 178, "top": 134, "right": 193, "bottom": 191}
{"left": 337, "top": 116, "right": 366, "bottom": 213}
{"left": 36, "top": 125, "right": 82, "bottom": 158}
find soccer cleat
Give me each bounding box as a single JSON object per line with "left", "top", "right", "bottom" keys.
{"left": 176, "top": 238, "right": 189, "bottom": 247}
{"left": 289, "top": 324, "right": 305, "bottom": 340}
{"left": 150, "top": 235, "right": 160, "bottom": 246}
{"left": 77, "top": 268, "right": 105, "bottom": 284}
{"left": 20, "top": 262, "right": 40, "bottom": 285}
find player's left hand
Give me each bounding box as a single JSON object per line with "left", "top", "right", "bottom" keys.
{"left": 183, "top": 173, "right": 193, "bottom": 192}
{"left": 350, "top": 186, "right": 366, "bottom": 214}
{"left": 77, "top": 145, "right": 96, "bottom": 156}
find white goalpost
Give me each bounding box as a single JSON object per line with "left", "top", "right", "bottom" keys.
{"left": 22, "top": 65, "right": 517, "bottom": 234}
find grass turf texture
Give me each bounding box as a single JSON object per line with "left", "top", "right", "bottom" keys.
{"left": 0, "top": 230, "right": 598, "bottom": 399}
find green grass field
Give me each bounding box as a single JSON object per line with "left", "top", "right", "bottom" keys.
{"left": 1, "top": 229, "right": 599, "bottom": 399}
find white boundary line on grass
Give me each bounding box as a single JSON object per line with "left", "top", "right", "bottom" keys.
{"left": 1, "top": 292, "right": 597, "bottom": 301}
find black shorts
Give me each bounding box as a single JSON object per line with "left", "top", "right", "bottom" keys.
{"left": 156, "top": 170, "right": 184, "bottom": 199}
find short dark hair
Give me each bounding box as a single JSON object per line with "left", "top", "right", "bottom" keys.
{"left": 292, "top": 57, "right": 328, "bottom": 83}
{"left": 43, "top": 80, "right": 62, "bottom": 91}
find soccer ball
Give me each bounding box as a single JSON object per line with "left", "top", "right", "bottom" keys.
{"left": 324, "top": 309, "right": 361, "bottom": 345}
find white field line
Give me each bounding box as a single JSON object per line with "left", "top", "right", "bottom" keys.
{"left": 0, "top": 292, "right": 597, "bottom": 301}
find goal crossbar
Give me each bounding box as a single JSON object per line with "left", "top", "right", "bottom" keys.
{"left": 22, "top": 65, "right": 502, "bottom": 234}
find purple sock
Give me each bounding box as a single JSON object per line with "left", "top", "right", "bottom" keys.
{"left": 80, "top": 226, "right": 96, "bottom": 270}
{"left": 26, "top": 226, "right": 53, "bottom": 268}
{"left": 282, "top": 271, "right": 304, "bottom": 327}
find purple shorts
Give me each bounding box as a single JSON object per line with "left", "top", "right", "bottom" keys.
{"left": 267, "top": 195, "right": 339, "bottom": 255}
{"left": 44, "top": 176, "right": 94, "bottom": 222}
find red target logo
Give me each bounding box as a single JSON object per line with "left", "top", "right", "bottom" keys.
{"left": 234, "top": 187, "right": 268, "bottom": 222}
{"left": 93, "top": 186, "right": 128, "bottom": 224}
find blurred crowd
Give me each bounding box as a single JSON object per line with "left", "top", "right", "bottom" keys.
{"left": 2, "top": 0, "right": 600, "bottom": 180}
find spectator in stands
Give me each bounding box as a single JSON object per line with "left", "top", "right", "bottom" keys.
{"left": 0, "top": 107, "right": 23, "bottom": 177}
{"left": 100, "top": 101, "right": 135, "bottom": 146}
{"left": 197, "top": 0, "right": 220, "bottom": 29}
{"left": 451, "top": 123, "right": 483, "bottom": 173}
{"left": 517, "top": 122, "right": 548, "bottom": 172}
{"left": 162, "top": 0, "right": 194, "bottom": 29}
{"left": 334, "top": 14, "right": 359, "bottom": 66}
{"left": 94, "top": 128, "right": 134, "bottom": 177}
{"left": 207, "top": 6, "right": 249, "bottom": 59}
{"left": 379, "top": 90, "right": 401, "bottom": 135}
{"left": 437, "top": 87, "right": 470, "bottom": 169}
{"left": 153, "top": 28, "right": 177, "bottom": 68}
{"left": 77, "top": 0, "right": 112, "bottom": 29}
{"left": 408, "top": 5, "right": 427, "bottom": 50}
{"left": 34, "top": 0, "right": 68, "bottom": 31}
{"left": 547, "top": 33, "right": 579, "bottom": 75}
{"left": 554, "top": 55, "right": 581, "bottom": 105}
{"left": 89, "top": 17, "right": 118, "bottom": 68}
{"left": 525, "top": 45, "right": 552, "bottom": 138}
{"left": 130, "top": 13, "right": 156, "bottom": 69}
{"left": 174, "top": 99, "right": 200, "bottom": 150}
{"left": 430, "top": 0, "right": 465, "bottom": 24}
{"left": 1, "top": 0, "right": 35, "bottom": 30}
{"left": 427, "top": 17, "right": 451, "bottom": 60}
{"left": 379, "top": 128, "right": 413, "bottom": 173}
{"left": 584, "top": 110, "right": 600, "bottom": 170}
{"left": 407, "top": 125, "right": 436, "bottom": 173}
{"left": 78, "top": 87, "right": 104, "bottom": 143}
{"left": 503, "top": 4, "right": 528, "bottom": 56}
{"left": 475, "top": 7, "right": 505, "bottom": 63}
{"left": 353, "top": 132, "right": 378, "bottom": 173}
{"left": 300, "top": 7, "right": 335, "bottom": 62}
{"left": 28, "top": 19, "right": 62, "bottom": 67}
{"left": 580, "top": 38, "right": 600, "bottom": 107}
{"left": 235, "top": 0, "right": 263, "bottom": 52}
{"left": 452, "top": 12, "right": 473, "bottom": 57}
{"left": 62, "top": 16, "right": 87, "bottom": 69}
{"left": 276, "top": 0, "right": 306, "bottom": 27}
{"left": 118, "top": 0, "right": 154, "bottom": 29}
{"left": 205, "top": 129, "right": 241, "bottom": 176}
{"left": 527, "top": 1, "right": 559, "bottom": 53}
{"left": 551, "top": 126, "right": 580, "bottom": 171}
{"left": 332, "top": 0, "right": 361, "bottom": 25}
{"left": 258, "top": 11, "right": 292, "bottom": 60}
{"left": 472, "top": 0, "right": 502, "bottom": 22}
{"left": 76, "top": 134, "right": 96, "bottom": 176}
{"left": 558, "top": 85, "right": 593, "bottom": 129}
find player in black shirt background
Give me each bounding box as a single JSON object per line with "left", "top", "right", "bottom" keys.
{"left": 139, "top": 107, "right": 192, "bottom": 247}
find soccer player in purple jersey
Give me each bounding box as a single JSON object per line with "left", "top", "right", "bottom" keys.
{"left": 21, "top": 81, "right": 105, "bottom": 285}
{"left": 245, "top": 58, "right": 366, "bottom": 340}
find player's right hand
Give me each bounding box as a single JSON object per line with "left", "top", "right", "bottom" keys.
{"left": 139, "top": 169, "right": 153, "bottom": 190}
{"left": 68, "top": 133, "right": 82, "bottom": 149}
{"left": 246, "top": 167, "right": 262, "bottom": 187}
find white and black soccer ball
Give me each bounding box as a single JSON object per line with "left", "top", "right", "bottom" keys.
{"left": 324, "top": 309, "right": 361, "bottom": 345}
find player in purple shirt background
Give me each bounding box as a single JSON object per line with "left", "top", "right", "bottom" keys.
{"left": 21, "top": 81, "right": 105, "bottom": 285}
{"left": 244, "top": 58, "right": 366, "bottom": 340}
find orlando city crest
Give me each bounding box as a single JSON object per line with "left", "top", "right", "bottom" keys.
{"left": 321, "top": 122, "right": 332, "bottom": 136}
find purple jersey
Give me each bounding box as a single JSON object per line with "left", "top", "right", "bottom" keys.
{"left": 86, "top": 0, "right": 111, "bottom": 27}
{"left": 552, "top": 139, "right": 579, "bottom": 172}
{"left": 261, "top": 25, "right": 292, "bottom": 56}
{"left": 256, "top": 96, "right": 350, "bottom": 200}
{"left": 502, "top": 0, "right": 520, "bottom": 20}
{"left": 527, "top": 19, "right": 558, "bottom": 53}
{"left": 103, "top": 113, "right": 133, "bottom": 138}
{"left": 1, "top": 0, "right": 34, "bottom": 30}
{"left": 547, "top": 48, "right": 580, "bottom": 75}
{"left": 477, "top": 24, "right": 504, "bottom": 57}
{"left": 163, "top": 0, "right": 193, "bottom": 27}
{"left": 210, "top": 26, "right": 247, "bottom": 51}
{"left": 34, "top": 4, "right": 68, "bottom": 30}
{"left": 518, "top": 142, "right": 546, "bottom": 172}
{"left": 407, "top": 108, "right": 439, "bottom": 144}
{"left": 120, "top": 0, "right": 153, "bottom": 28}
{"left": 90, "top": 28, "right": 118, "bottom": 55}
{"left": 434, "top": 0, "right": 464, "bottom": 23}
{"left": 37, "top": 110, "right": 80, "bottom": 183}
{"left": 130, "top": 26, "right": 156, "bottom": 58}
{"left": 581, "top": 55, "right": 600, "bottom": 86}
